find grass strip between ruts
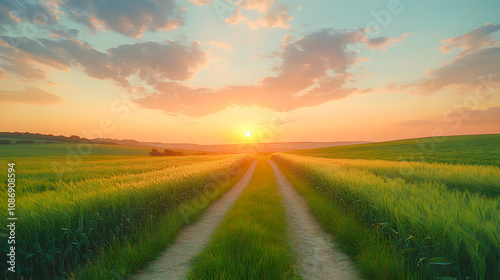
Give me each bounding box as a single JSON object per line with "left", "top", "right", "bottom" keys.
{"left": 188, "top": 159, "right": 301, "bottom": 280}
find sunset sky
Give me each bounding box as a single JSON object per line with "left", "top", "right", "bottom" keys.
{"left": 0, "top": 0, "right": 499, "bottom": 144}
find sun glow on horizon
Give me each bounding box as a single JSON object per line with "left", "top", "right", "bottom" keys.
{"left": 245, "top": 131, "right": 251, "bottom": 137}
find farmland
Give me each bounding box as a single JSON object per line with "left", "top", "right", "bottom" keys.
{"left": 1, "top": 134, "right": 499, "bottom": 279}
{"left": 291, "top": 134, "right": 500, "bottom": 167}
{"left": 0, "top": 154, "right": 252, "bottom": 279}
{"left": 273, "top": 152, "right": 500, "bottom": 279}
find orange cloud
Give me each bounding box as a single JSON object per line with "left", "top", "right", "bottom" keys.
{"left": 249, "top": 4, "right": 293, "bottom": 29}
{"left": 206, "top": 39, "right": 232, "bottom": 49}
{"left": 135, "top": 29, "right": 382, "bottom": 116}
{"left": 188, "top": 0, "right": 212, "bottom": 5}
{"left": 440, "top": 23, "right": 500, "bottom": 56}
{"left": 0, "top": 87, "right": 63, "bottom": 105}
{"left": 238, "top": 0, "right": 275, "bottom": 12}
{"left": 389, "top": 25, "right": 500, "bottom": 95}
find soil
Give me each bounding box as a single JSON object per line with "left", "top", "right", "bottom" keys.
{"left": 269, "top": 160, "right": 361, "bottom": 280}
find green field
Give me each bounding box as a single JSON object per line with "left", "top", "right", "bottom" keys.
{"left": 2, "top": 134, "right": 499, "bottom": 279}
{"left": 0, "top": 154, "right": 252, "bottom": 279}
{"left": 291, "top": 134, "right": 500, "bottom": 167}
{"left": 0, "top": 143, "right": 159, "bottom": 158}
{"left": 273, "top": 152, "right": 500, "bottom": 279}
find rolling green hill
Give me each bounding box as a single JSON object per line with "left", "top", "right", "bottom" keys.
{"left": 0, "top": 143, "right": 153, "bottom": 158}
{"left": 0, "top": 143, "right": 212, "bottom": 158}
{"left": 290, "top": 134, "right": 500, "bottom": 167}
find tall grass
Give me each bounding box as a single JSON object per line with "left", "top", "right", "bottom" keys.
{"left": 282, "top": 156, "right": 500, "bottom": 196}
{"left": 292, "top": 134, "right": 500, "bottom": 167}
{"left": 72, "top": 160, "right": 253, "bottom": 279}
{"left": 188, "top": 160, "right": 301, "bottom": 280}
{"left": 276, "top": 162, "right": 421, "bottom": 280}
{"left": 0, "top": 155, "right": 252, "bottom": 279}
{"left": 272, "top": 153, "right": 500, "bottom": 280}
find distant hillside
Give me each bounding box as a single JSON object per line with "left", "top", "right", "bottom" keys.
{"left": 94, "top": 138, "right": 143, "bottom": 146}
{"left": 140, "top": 141, "right": 372, "bottom": 153}
{"left": 289, "top": 134, "right": 500, "bottom": 167}
{"left": 0, "top": 132, "right": 117, "bottom": 145}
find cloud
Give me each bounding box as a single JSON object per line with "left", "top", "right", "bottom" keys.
{"left": 63, "top": 0, "right": 185, "bottom": 38}
{"left": 389, "top": 24, "right": 500, "bottom": 95}
{"left": 225, "top": 8, "right": 248, "bottom": 25}
{"left": 0, "top": 36, "right": 207, "bottom": 87}
{"left": 108, "top": 40, "right": 207, "bottom": 82}
{"left": 135, "top": 28, "right": 385, "bottom": 116}
{"left": 0, "top": 3, "right": 21, "bottom": 28}
{"left": 0, "top": 87, "right": 63, "bottom": 104}
{"left": 249, "top": 4, "right": 292, "bottom": 29}
{"left": 364, "top": 33, "right": 410, "bottom": 51}
{"left": 441, "top": 23, "right": 500, "bottom": 56}
{"left": 0, "top": 1, "right": 61, "bottom": 26}
{"left": 48, "top": 28, "right": 79, "bottom": 38}
{"left": 188, "top": 0, "right": 212, "bottom": 5}
{"left": 225, "top": 2, "right": 292, "bottom": 29}
{"left": 206, "top": 39, "right": 232, "bottom": 49}
{"left": 445, "top": 106, "right": 500, "bottom": 127}
{"left": 238, "top": 0, "right": 275, "bottom": 12}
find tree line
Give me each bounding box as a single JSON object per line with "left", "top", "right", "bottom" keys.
{"left": 149, "top": 149, "right": 185, "bottom": 157}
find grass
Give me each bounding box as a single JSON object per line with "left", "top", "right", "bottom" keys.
{"left": 274, "top": 160, "right": 419, "bottom": 280}
{"left": 0, "top": 141, "right": 210, "bottom": 158}
{"left": 0, "top": 154, "right": 252, "bottom": 279}
{"left": 279, "top": 156, "right": 500, "bottom": 197}
{"left": 71, "top": 159, "right": 253, "bottom": 279}
{"left": 291, "top": 134, "right": 500, "bottom": 167}
{"left": 272, "top": 153, "right": 500, "bottom": 280}
{"left": 188, "top": 159, "right": 301, "bottom": 280}
{"left": 0, "top": 142, "right": 153, "bottom": 157}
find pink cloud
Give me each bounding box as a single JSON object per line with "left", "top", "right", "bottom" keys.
{"left": 440, "top": 23, "right": 500, "bottom": 56}
{"left": 135, "top": 29, "right": 381, "bottom": 116}
{"left": 249, "top": 4, "right": 292, "bottom": 29}
{"left": 206, "top": 39, "right": 232, "bottom": 50}
{"left": 0, "top": 36, "right": 207, "bottom": 87}
{"left": 389, "top": 25, "right": 500, "bottom": 95}
{"left": 0, "top": 87, "right": 63, "bottom": 105}
{"left": 238, "top": 0, "right": 275, "bottom": 12}
{"left": 64, "top": 0, "right": 185, "bottom": 38}
{"left": 188, "top": 0, "right": 212, "bottom": 5}
{"left": 225, "top": 8, "right": 248, "bottom": 25}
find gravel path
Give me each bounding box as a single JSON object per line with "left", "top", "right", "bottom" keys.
{"left": 133, "top": 160, "right": 257, "bottom": 280}
{"left": 269, "top": 160, "right": 361, "bottom": 280}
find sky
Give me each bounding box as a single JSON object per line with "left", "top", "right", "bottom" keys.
{"left": 0, "top": 0, "right": 499, "bottom": 144}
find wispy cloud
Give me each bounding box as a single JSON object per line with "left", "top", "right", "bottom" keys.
{"left": 134, "top": 28, "right": 399, "bottom": 116}
{"left": 388, "top": 24, "right": 500, "bottom": 95}
{"left": 0, "top": 36, "right": 207, "bottom": 87}
{"left": 0, "top": 87, "right": 63, "bottom": 105}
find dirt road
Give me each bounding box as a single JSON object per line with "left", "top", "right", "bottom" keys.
{"left": 134, "top": 160, "right": 257, "bottom": 280}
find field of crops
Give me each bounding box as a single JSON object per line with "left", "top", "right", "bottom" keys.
{"left": 273, "top": 153, "right": 500, "bottom": 280}
{"left": 292, "top": 134, "right": 500, "bottom": 167}
{"left": 0, "top": 154, "right": 252, "bottom": 279}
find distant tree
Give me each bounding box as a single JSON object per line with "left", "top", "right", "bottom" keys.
{"left": 163, "top": 149, "right": 184, "bottom": 156}
{"left": 0, "top": 140, "right": 11, "bottom": 144}
{"left": 15, "top": 140, "right": 35, "bottom": 144}
{"left": 150, "top": 149, "right": 163, "bottom": 156}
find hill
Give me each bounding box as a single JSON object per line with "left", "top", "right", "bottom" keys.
{"left": 289, "top": 134, "right": 500, "bottom": 167}
{"left": 141, "top": 141, "right": 372, "bottom": 153}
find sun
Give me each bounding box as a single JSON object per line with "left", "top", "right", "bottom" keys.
{"left": 245, "top": 131, "right": 251, "bottom": 137}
